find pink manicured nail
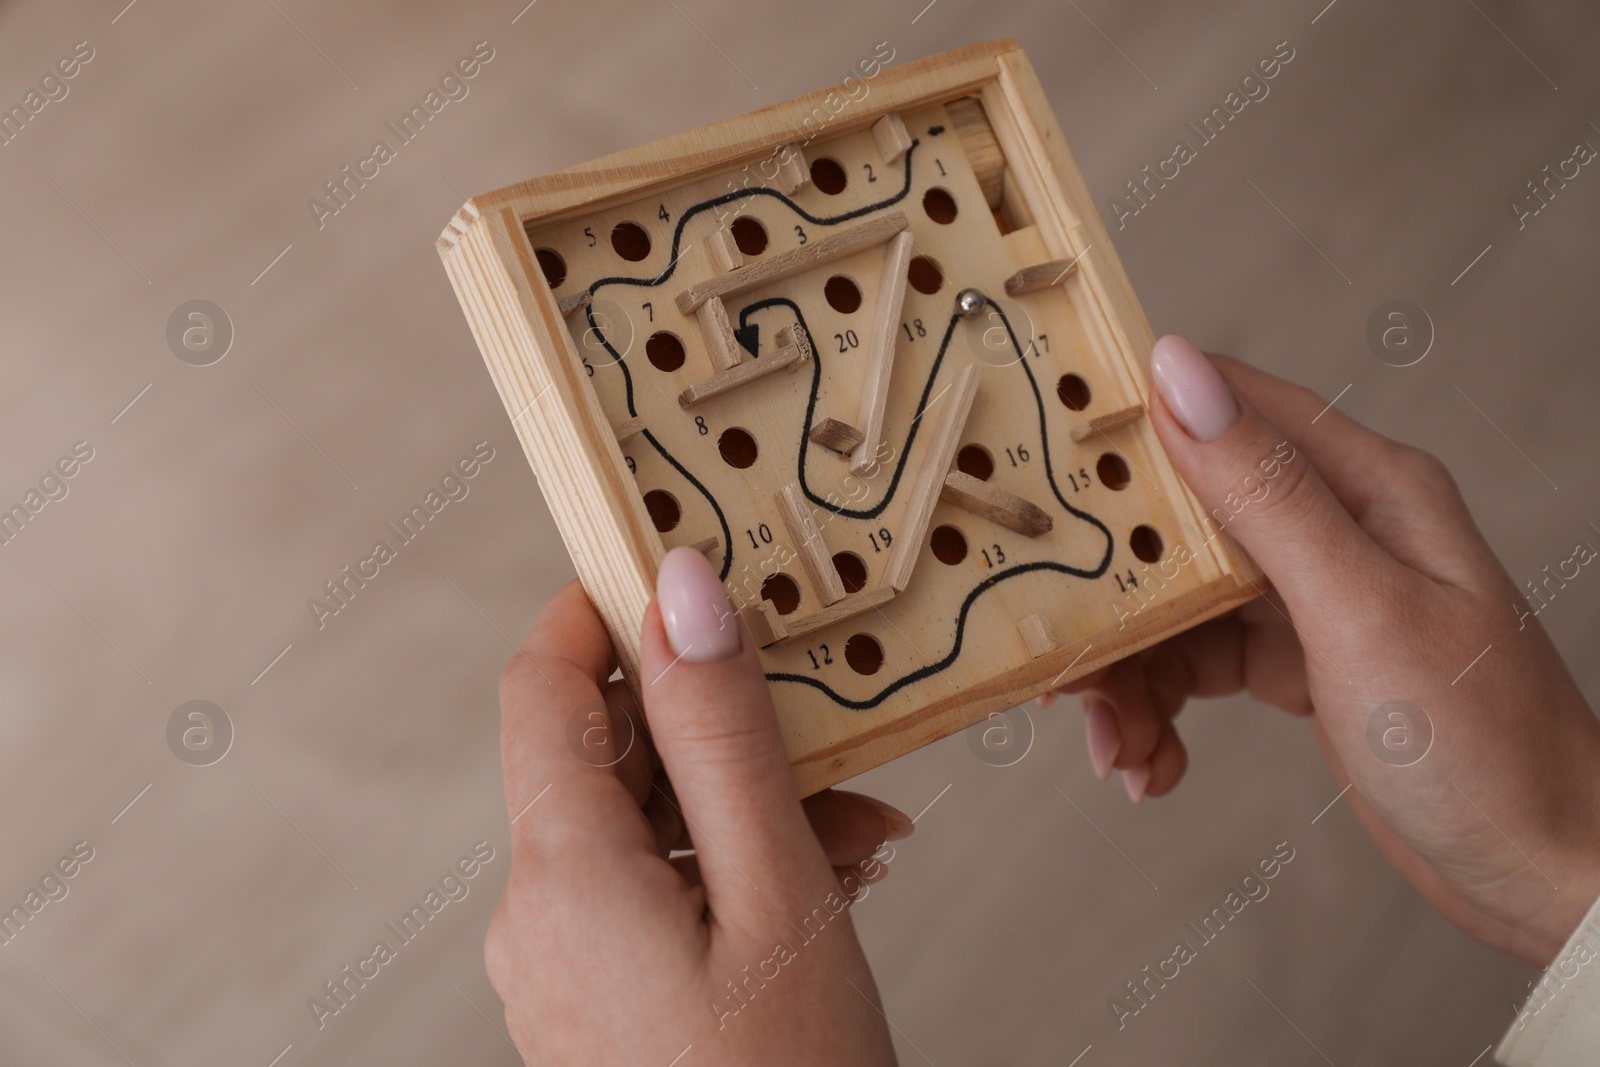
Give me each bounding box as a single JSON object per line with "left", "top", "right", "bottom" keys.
{"left": 1036, "top": 691, "right": 1058, "bottom": 709}
{"left": 1150, "top": 334, "right": 1240, "bottom": 442}
{"left": 1122, "top": 765, "right": 1151, "bottom": 805}
{"left": 1085, "top": 699, "right": 1121, "bottom": 781}
{"left": 853, "top": 795, "right": 915, "bottom": 841}
{"left": 657, "top": 547, "right": 742, "bottom": 662}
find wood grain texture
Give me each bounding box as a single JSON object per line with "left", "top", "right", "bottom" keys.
{"left": 774, "top": 143, "right": 809, "bottom": 194}
{"left": 947, "top": 95, "right": 1005, "bottom": 211}
{"left": 439, "top": 206, "right": 663, "bottom": 689}
{"left": 771, "top": 586, "right": 896, "bottom": 644}
{"left": 776, "top": 482, "right": 847, "bottom": 606}
{"left": 775, "top": 322, "right": 812, "bottom": 362}
{"left": 789, "top": 580, "right": 1257, "bottom": 787}
{"left": 1016, "top": 612, "right": 1058, "bottom": 658}
{"left": 1004, "top": 257, "right": 1080, "bottom": 295}
{"left": 885, "top": 363, "right": 981, "bottom": 591}
{"left": 809, "top": 417, "right": 864, "bottom": 456}
{"left": 695, "top": 296, "right": 742, "bottom": 373}
{"left": 558, "top": 290, "right": 591, "bottom": 318}
{"left": 741, "top": 600, "right": 787, "bottom": 647}
{"left": 441, "top": 40, "right": 1015, "bottom": 231}
{"left": 677, "top": 339, "right": 803, "bottom": 407}
{"left": 853, "top": 230, "right": 916, "bottom": 475}
{"left": 1070, "top": 403, "right": 1145, "bottom": 442}
{"left": 981, "top": 51, "right": 1262, "bottom": 596}
{"left": 674, "top": 211, "right": 909, "bottom": 314}
{"left": 872, "top": 112, "right": 913, "bottom": 162}
{"left": 441, "top": 40, "right": 1262, "bottom": 798}
{"left": 940, "top": 471, "right": 1053, "bottom": 536}
{"left": 704, "top": 229, "right": 742, "bottom": 274}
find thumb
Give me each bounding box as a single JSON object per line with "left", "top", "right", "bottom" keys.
{"left": 1147, "top": 334, "right": 1392, "bottom": 615}
{"left": 638, "top": 546, "right": 832, "bottom": 915}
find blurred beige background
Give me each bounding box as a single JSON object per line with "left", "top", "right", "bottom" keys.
{"left": 0, "top": 0, "right": 1595, "bottom": 1063}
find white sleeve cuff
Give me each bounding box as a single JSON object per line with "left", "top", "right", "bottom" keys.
{"left": 1497, "top": 893, "right": 1600, "bottom": 1066}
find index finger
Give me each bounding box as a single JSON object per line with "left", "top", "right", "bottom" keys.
{"left": 499, "top": 581, "right": 653, "bottom": 858}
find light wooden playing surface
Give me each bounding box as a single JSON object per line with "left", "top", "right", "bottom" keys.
{"left": 440, "top": 41, "right": 1262, "bottom": 794}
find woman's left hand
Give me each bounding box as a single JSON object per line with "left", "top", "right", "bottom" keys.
{"left": 486, "top": 549, "right": 907, "bottom": 1064}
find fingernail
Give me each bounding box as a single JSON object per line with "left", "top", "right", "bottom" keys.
{"left": 1122, "top": 765, "right": 1151, "bottom": 805}
{"left": 853, "top": 795, "right": 915, "bottom": 841}
{"left": 657, "top": 546, "right": 742, "bottom": 662}
{"left": 1150, "top": 334, "right": 1240, "bottom": 442}
{"left": 1036, "top": 691, "right": 1057, "bottom": 709}
{"left": 1085, "top": 699, "right": 1121, "bottom": 781}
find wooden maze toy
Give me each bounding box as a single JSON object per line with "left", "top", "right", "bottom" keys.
{"left": 438, "top": 38, "right": 1261, "bottom": 795}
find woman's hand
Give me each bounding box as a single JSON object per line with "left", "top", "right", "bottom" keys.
{"left": 486, "top": 548, "right": 903, "bottom": 1064}
{"left": 1048, "top": 334, "right": 1600, "bottom": 965}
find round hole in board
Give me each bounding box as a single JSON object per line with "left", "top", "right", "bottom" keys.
{"left": 718, "top": 427, "right": 759, "bottom": 469}
{"left": 643, "top": 489, "right": 681, "bottom": 532}
{"left": 1097, "top": 452, "right": 1131, "bottom": 491}
{"left": 825, "top": 275, "right": 862, "bottom": 314}
{"left": 1056, "top": 373, "right": 1092, "bottom": 411}
{"left": 534, "top": 247, "right": 567, "bottom": 289}
{"left": 811, "top": 156, "right": 848, "bottom": 194}
{"left": 908, "top": 254, "right": 944, "bottom": 295}
{"left": 845, "top": 633, "right": 884, "bottom": 675}
{"left": 1130, "top": 524, "right": 1164, "bottom": 564}
{"left": 731, "top": 216, "right": 768, "bottom": 256}
{"left": 646, "top": 331, "right": 686, "bottom": 372}
{"left": 930, "top": 524, "right": 968, "bottom": 565}
{"left": 761, "top": 572, "right": 802, "bottom": 615}
{"left": 955, "top": 443, "right": 994, "bottom": 481}
{"left": 923, "top": 187, "right": 958, "bottom": 224}
{"left": 611, "top": 221, "right": 651, "bottom": 261}
{"left": 832, "top": 551, "right": 868, "bottom": 594}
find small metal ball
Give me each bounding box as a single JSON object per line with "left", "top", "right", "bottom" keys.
{"left": 955, "top": 288, "right": 987, "bottom": 318}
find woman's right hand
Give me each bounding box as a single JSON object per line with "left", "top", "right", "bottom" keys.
{"left": 1048, "top": 334, "right": 1600, "bottom": 965}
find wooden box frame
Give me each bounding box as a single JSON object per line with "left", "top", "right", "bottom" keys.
{"left": 438, "top": 38, "right": 1260, "bottom": 795}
